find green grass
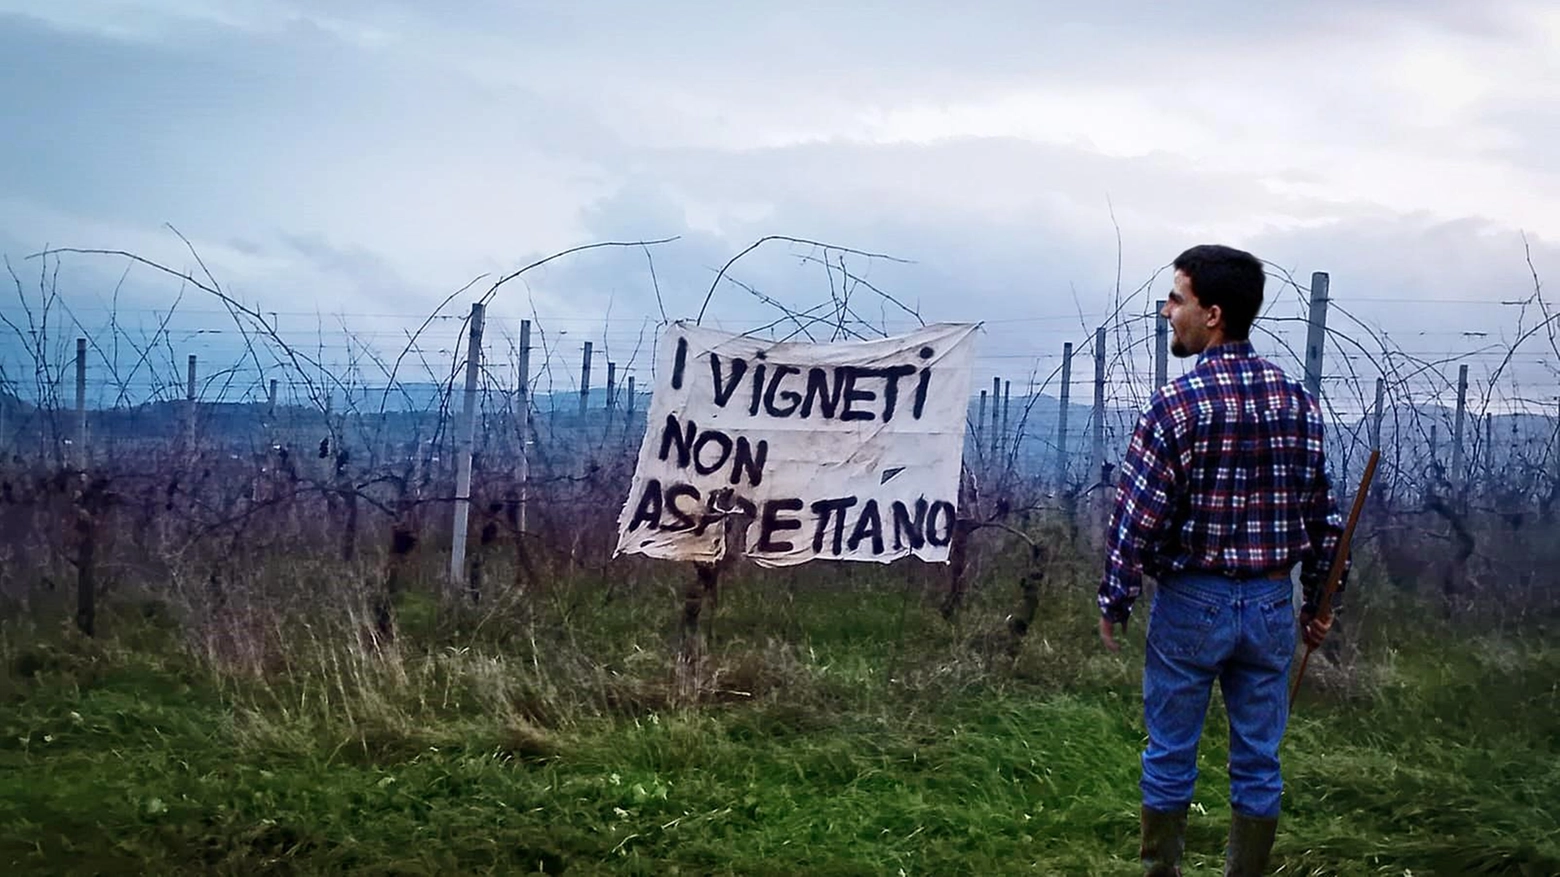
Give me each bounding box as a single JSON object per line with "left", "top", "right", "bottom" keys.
{"left": 1, "top": 563, "right": 1557, "bottom": 875}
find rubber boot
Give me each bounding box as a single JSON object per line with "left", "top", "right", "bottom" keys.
{"left": 1139, "top": 805, "right": 1187, "bottom": 876}
{"left": 1223, "top": 811, "right": 1278, "bottom": 876}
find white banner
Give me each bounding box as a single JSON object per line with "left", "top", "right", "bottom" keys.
{"left": 614, "top": 321, "right": 979, "bottom": 567}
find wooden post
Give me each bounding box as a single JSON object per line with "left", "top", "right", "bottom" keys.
{"left": 627, "top": 375, "right": 636, "bottom": 416}
{"left": 338, "top": 429, "right": 359, "bottom": 565}
{"left": 1372, "top": 377, "right": 1388, "bottom": 508}
{"left": 1304, "top": 271, "right": 1330, "bottom": 401}
{"left": 990, "top": 376, "right": 1001, "bottom": 461}
{"left": 1371, "top": 377, "right": 1385, "bottom": 451}
{"left": 1001, "top": 379, "right": 1011, "bottom": 461}
{"left": 319, "top": 391, "right": 334, "bottom": 483}
{"left": 1553, "top": 395, "right": 1560, "bottom": 503}
{"left": 1483, "top": 412, "right": 1493, "bottom": 489}
{"left": 450, "top": 303, "right": 485, "bottom": 591}
{"left": 977, "top": 389, "right": 987, "bottom": 455}
{"left": 1056, "top": 342, "right": 1072, "bottom": 489}
{"left": 266, "top": 379, "right": 279, "bottom": 447}
{"left": 75, "top": 338, "right": 86, "bottom": 467}
{"left": 676, "top": 563, "right": 719, "bottom": 703}
{"left": 1093, "top": 327, "right": 1106, "bottom": 485}
{"left": 253, "top": 377, "right": 278, "bottom": 503}
{"left": 186, "top": 354, "right": 197, "bottom": 453}
{"left": 1452, "top": 364, "right": 1468, "bottom": 494}
{"left": 73, "top": 482, "right": 106, "bottom": 637}
{"left": 1154, "top": 299, "right": 1168, "bottom": 389}
{"left": 973, "top": 388, "right": 985, "bottom": 458}
{"left": 517, "top": 319, "right": 532, "bottom": 535}
{"left": 606, "top": 361, "right": 618, "bottom": 411}
{"left": 579, "top": 341, "right": 593, "bottom": 417}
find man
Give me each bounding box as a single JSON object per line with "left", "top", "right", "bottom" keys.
{"left": 1097, "top": 244, "right": 1347, "bottom": 876}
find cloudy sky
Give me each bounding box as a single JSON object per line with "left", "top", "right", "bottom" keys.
{"left": 2, "top": 0, "right": 1557, "bottom": 415}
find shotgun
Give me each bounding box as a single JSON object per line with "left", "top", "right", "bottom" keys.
{"left": 1291, "top": 447, "right": 1380, "bottom": 705}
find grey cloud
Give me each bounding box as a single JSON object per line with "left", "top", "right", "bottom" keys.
{"left": 1243, "top": 213, "right": 1560, "bottom": 397}
{"left": 640, "top": 135, "right": 1345, "bottom": 225}
{"left": 226, "top": 238, "right": 266, "bottom": 257}
{"left": 3, "top": 0, "right": 1555, "bottom": 407}
{"left": 534, "top": 138, "right": 1560, "bottom": 395}
{"left": 512, "top": 126, "right": 1560, "bottom": 330}
{"left": 0, "top": 14, "right": 252, "bottom": 226}
{"left": 1474, "top": 104, "right": 1560, "bottom": 181}
{"left": 299, "top": 0, "right": 1524, "bottom": 88}
{"left": 0, "top": 10, "right": 626, "bottom": 289}
{"left": 29, "top": 0, "right": 1522, "bottom": 122}
{"left": 1248, "top": 213, "right": 1559, "bottom": 319}
{"left": 277, "top": 232, "right": 424, "bottom": 305}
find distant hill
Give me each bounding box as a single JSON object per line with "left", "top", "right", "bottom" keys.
{"left": 2, "top": 379, "right": 1554, "bottom": 495}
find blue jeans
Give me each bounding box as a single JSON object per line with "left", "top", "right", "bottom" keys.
{"left": 1141, "top": 571, "right": 1296, "bottom": 819}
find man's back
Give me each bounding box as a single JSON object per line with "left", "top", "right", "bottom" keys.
{"left": 1149, "top": 340, "right": 1329, "bottom": 578}
{"left": 1099, "top": 339, "right": 1344, "bottom": 626}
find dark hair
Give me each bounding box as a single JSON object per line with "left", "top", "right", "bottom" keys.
{"left": 1173, "top": 244, "right": 1265, "bottom": 341}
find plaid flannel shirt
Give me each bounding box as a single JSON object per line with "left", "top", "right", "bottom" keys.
{"left": 1098, "top": 340, "right": 1347, "bottom": 624}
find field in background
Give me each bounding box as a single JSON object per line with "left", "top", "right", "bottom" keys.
{"left": 3, "top": 529, "right": 1557, "bottom": 876}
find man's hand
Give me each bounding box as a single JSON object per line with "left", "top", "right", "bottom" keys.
{"left": 1299, "top": 609, "right": 1333, "bottom": 649}
{"left": 1099, "top": 617, "right": 1124, "bottom": 652}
